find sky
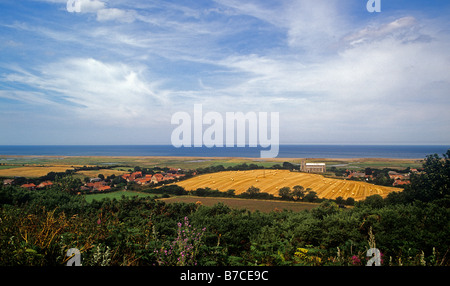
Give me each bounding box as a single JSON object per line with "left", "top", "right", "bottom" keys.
{"left": 0, "top": 0, "right": 449, "bottom": 145}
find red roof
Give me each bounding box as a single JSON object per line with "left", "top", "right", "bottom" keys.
{"left": 21, "top": 183, "right": 36, "bottom": 189}
{"left": 37, "top": 181, "right": 53, "bottom": 188}
{"left": 96, "top": 185, "right": 111, "bottom": 191}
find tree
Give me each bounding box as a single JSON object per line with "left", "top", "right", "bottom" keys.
{"left": 56, "top": 175, "right": 83, "bottom": 194}
{"left": 312, "top": 200, "right": 339, "bottom": 219}
{"left": 292, "top": 185, "right": 306, "bottom": 200}
{"left": 246, "top": 186, "right": 260, "bottom": 196}
{"left": 345, "top": 197, "right": 355, "bottom": 206}
{"left": 241, "top": 186, "right": 262, "bottom": 198}
{"left": 278, "top": 187, "right": 292, "bottom": 200}
{"left": 335, "top": 196, "right": 345, "bottom": 205}
{"left": 226, "top": 189, "right": 236, "bottom": 197}
{"left": 282, "top": 162, "right": 295, "bottom": 170}
{"left": 403, "top": 150, "right": 450, "bottom": 203}
{"left": 360, "top": 194, "right": 384, "bottom": 208}
{"left": 304, "top": 190, "right": 318, "bottom": 202}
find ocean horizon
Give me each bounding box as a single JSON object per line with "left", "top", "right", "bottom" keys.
{"left": 0, "top": 145, "right": 449, "bottom": 159}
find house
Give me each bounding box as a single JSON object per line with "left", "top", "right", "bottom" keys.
{"left": 95, "top": 185, "right": 111, "bottom": 192}
{"left": 388, "top": 172, "right": 409, "bottom": 180}
{"left": 162, "top": 175, "right": 175, "bottom": 181}
{"left": 21, "top": 183, "right": 36, "bottom": 190}
{"left": 36, "top": 181, "right": 53, "bottom": 189}
{"left": 151, "top": 173, "right": 164, "bottom": 184}
{"left": 135, "top": 177, "right": 152, "bottom": 185}
{"left": 130, "top": 171, "right": 142, "bottom": 180}
{"left": 3, "top": 179, "right": 14, "bottom": 185}
{"left": 300, "top": 161, "right": 326, "bottom": 173}
{"left": 122, "top": 174, "right": 131, "bottom": 181}
{"left": 122, "top": 171, "right": 143, "bottom": 182}
{"left": 393, "top": 180, "right": 410, "bottom": 187}
{"left": 85, "top": 181, "right": 107, "bottom": 190}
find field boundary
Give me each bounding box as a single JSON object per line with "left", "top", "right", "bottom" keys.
{"left": 158, "top": 195, "right": 320, "bottom": 213}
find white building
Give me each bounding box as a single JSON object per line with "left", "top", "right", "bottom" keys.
{"left": 301, "top": 161, "right": 326, "bottom": 173}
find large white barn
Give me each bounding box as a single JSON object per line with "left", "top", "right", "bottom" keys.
{"left": 300, "top": 161, "right": 326, "bottom": 173}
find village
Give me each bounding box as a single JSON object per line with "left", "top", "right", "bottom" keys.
{"left": 345, "top": 169, "right": 417, "bottom": 187}
{"left": 3, "top": 167, "right": 186, "bottom": 193}
{"left": 79, "top": 168, "right": 187, "bottom": 192}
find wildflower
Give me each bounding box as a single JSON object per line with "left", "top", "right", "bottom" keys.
{"left": 351, "top": 255, "right": 361, "bottom": 265}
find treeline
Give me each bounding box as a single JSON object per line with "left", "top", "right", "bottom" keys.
{"left": 195, "top": 162, "right": 297, "bottom": 174}
{"left": 0, "top": 151, "right": 449, "bottom": 266}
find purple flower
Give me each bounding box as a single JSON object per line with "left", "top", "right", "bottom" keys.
{"left": 351, "top": 255, "right": 361, "bottom": 265}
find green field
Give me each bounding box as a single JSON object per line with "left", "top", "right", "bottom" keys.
{"left": 84, "top": 191, "right": 156, "bottom": 203}
{"left": 0, "top": 155, "right": 423, "bottom": 172}
{"left": 0, "top": 165, "right": 22, "bottom": 170}
{"left": 159, "top": 195, "right": 319, "bottom": 213}
{"left": 83, "top": 190, "right": 319, "bottom": 213}
{"left": 0, "top": 155, "right": 286, "bottom": 169}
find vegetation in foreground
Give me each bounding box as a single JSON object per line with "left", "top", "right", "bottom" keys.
{"left": 0, "top": 151, "right": 449, "bottom": 266}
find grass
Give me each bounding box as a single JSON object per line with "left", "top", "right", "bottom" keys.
{"left": 0, "top": 165, "right": 22, "bottom": 170}
{"left": 84, "top": 191, "right": 156, "bottom": 203}
{"left": 82, "top": 190, "right": 319, "bottom": 213}
{"left": 0, "top": 155, "right": 422, "bottom": 170}
{"left": 159, "top": 196, "right": 319, "bottom": 213}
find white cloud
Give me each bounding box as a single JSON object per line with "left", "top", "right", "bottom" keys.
{"left": 2, "top": 58, "right": 169, "bottom": 125}
{"left": 78, "top": 0, "right": 106, "bottom": 13}
{"left": 96, "top": 8, "right": 137, "bottom": 23}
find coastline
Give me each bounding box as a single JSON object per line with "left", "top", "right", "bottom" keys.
{"left": 0, "top": 155, "right": 424, "bottom": 177}
{"left": 0, "top": 154, "right": 424, "bottom": 160}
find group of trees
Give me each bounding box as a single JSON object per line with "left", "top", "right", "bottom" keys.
{"left": 0, "top": 151, "right": 449, "bottom": 266}
{"left": 195, "top": 162, "right": 299, "bottom": 175}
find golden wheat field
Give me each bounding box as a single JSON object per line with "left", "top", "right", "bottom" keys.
{"left": 0, "top": 166, "right": 75, "bottom": 178}
{"left": 174, "top": 169, "right": 399, "bottom": 201}
{"left": 76, "top": 169, "right": 129, "bottom": 178}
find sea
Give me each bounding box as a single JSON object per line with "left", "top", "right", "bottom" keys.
{"left": 0, "top": 145, "right": 449, "bottom": 159}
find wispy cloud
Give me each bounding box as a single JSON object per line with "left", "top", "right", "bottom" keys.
{"left": 2, "top": 58, "right": 170, "bottom": 125}
{"left": 1, "top": 0, "right": 450, "bottom": 144}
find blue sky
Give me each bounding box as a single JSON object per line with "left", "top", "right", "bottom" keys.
{"left": 0, "top": 0, "right": 449, "bottom": 145}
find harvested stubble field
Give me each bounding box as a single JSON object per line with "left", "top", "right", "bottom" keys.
{"left": 76, "top": 169, "right": 129, "bottom": 178}
{"left": 0, "top": 166, "right": 75, "bottom": 178}
{"left": 159, "top": 196, "right": 319, "bottom": 213}
{"left": 174, "top": 169, "right": 399, "bottom": 201}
